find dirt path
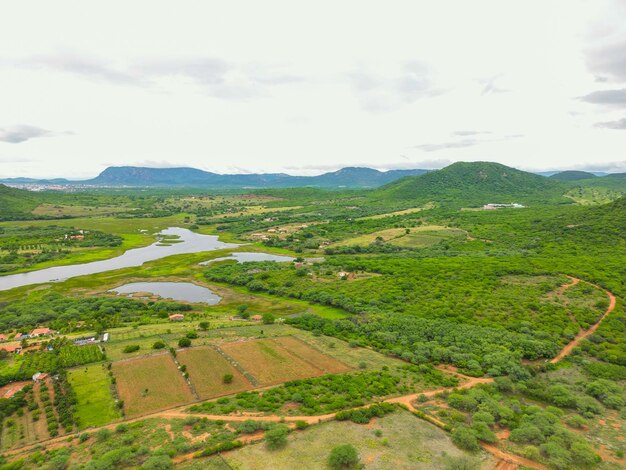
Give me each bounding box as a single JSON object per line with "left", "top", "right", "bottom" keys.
{"left": 550, "top": 278, "right": 616, "bottom": 363}
{"left": 482, "top": 443, "right": 548, "bottom": 470}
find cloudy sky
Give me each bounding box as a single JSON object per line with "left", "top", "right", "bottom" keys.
{"left": 1, "top": 0, "right": 625, "bottom": 178}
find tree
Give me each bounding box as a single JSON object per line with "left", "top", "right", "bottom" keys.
{"left": 328, "top": 444, "right": 359, "bottom": 469}
{"left": 237, "top": 304, "right": 249, "bottom": 319}
{"left": 265, "top": 424, "right": 289, "bottom": 450}
{"left": 223, "top": 373, "right": 234, "bottom": 384}
{"left": 178, "top": 337, "right": 191, "bottom": 348}
{"left": 262, "top": 313, "right": 275, "bottom": 324}
{"left": 198, "top": 321, "right": 210, "bottom": 330}
{"left": 152, "top": 341, "right": 166, "bottom": 350}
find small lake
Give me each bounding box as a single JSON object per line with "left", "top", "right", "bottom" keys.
{"left": 200, "top": 252, "right": 295, "bottom": 265}
{"left": 109, "top": 282, "right": 221, "bottom": 304}
{"left": 0, "top": 227, "right": 241, "bottom": 291}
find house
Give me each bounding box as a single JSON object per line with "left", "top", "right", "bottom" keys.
{"left": 30, "top": 327, "right": 56, "bottom": 337}
{"left": 169, "top": 314, "right": 185, "bottom": 322}
{"left": 1, "top": 343, "right": 22, "bottom": 354}
{"left": 32, "top": 372, "right": 49, "bottom": 383}
{"left": 250, "top": 315, "right": 263, "bottom": 322}
{"left": 102, "top": 333, "right": 110, "bottom": 342}
{"left": 0, "top": 334, "right": 7, "bottom": 342}
{"left": 14, "top": 333, "right": 30, "bottom": 341}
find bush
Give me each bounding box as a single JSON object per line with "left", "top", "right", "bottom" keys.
{"left": 265, "top": 424, "right": 289, "bottom": 450}
{"left": 152, "top": 341, "right": 166, "bottom": 350}
{"left": 451, "top": 426, "right": 480, "bottom": 452}
{"left": 178, "top": 337, "right": 191, "bottom": 348}
{"left": 122, "top": 345, "right": 140, "bottom": 353}
{"left": 186, "top": 331, "right": 198, "bottom": 339}
{"left": 223, "top": 374, "right": 234, "bottom": 384}
{"left": 328, "top": 444, "right": 359, "bottom": 469}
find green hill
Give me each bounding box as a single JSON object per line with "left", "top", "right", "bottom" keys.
{"left": 549, "top": 170, "right": 597, "bottom": 181}
{"left": 375, "top": 161, "right": 568, "bottom": 207}
{"left": 0, "top": 184, "right": 40, "bottom": 220}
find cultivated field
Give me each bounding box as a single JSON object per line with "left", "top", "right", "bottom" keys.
{"left": 176, "top": 347, "right": 254, "bottom": 399}
{"left": 112, "top": 353, "right": 195, "bottom": 417}
{"left": 271, "top": 336, "right": 352, "bottom": 374}
{"left": 68, "top": 363, "right": 120, "bottom": 428}
{"left": 219, "top": 339, "right": 326, "bottom": 385}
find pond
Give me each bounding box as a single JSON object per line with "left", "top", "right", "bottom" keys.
{"left": 109, "top": 281, "right": 221, "bottom": 304}
{"left": 200, "top": 252, "right": 295, "bottom": 265}
{"left": 0, "top": 227, "right": 241, "bottom": 291}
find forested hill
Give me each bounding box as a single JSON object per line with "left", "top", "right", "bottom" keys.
{"left": 549, "top": 170, "right": 597, "bottom": 181}
{"left": 374, "top": 161, "right": 569, "bottom": 207}
{"left": 0, "top": 184, "right": 40, "bottom": 220}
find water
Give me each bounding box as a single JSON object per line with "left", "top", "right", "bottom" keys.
{"left": 110, "top": 281, "right": 221, "bottom": 304}
{"left": 200, "top": 252, "right": 295, "bottom": 265}
{"left": 0, "top": 227, "right": 240, "bottom": 291}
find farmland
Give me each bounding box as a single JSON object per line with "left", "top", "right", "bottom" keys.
{"left": 176, "top": 347, "right": 254, "bottom": 399}
{"left": 68, "top": 363, "right": 120, "bottom": 428}
{"left": 219, "top": 339, "right": 328, "bottom": 385}
{"left": 112, "top": 354, "right": 195, "bottom": 417}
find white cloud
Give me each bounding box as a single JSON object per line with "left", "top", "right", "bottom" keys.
{"left": 0, "top": 0, "right": 624, "bottom": 178}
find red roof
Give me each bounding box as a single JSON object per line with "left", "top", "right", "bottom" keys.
{"left": 0, "top": 343, "right": 22, "bottom": 353}
{"left": 30, "top": 328, "right": 53, "bottom": 336}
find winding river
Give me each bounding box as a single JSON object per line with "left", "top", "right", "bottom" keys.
{"left": 0, "top": 227, "right": 240, "bottom": 292}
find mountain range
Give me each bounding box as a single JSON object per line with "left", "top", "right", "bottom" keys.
{"left": 0, "top": 167, "right": 430, "bottom": 189}
{"left": 1, "top": 166, "right": 622, "bottom": 189}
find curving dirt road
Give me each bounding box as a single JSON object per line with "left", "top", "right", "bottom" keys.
{"left": 550, "top": 278, "right": 616, "bottom": 363}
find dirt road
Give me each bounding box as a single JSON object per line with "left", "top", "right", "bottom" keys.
{"left": 550, "top": 278, "right": 616, "bottom": 363}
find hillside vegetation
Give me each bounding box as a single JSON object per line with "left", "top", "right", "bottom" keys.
{"left": 549, "top": 170, "right": 597, "bottom": 181}
{"left": 375, "top": 161, "right": 569, "bottom": 207}
{"left": 0, "top": 184, "right": 40, "bottom": 220}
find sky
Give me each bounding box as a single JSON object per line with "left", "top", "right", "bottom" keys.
{"left": 1, "top": 0, "right": 625, "bottom": 179}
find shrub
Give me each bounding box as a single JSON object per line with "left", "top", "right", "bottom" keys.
{"left": 178, "top": 337, "right": 191, "bottom": 348}
{"left": 122, "top": 345, "right": 140, "bottom": 353}
{"left": 451, "top": 426, "right": 480, "bottom": 452}
{"left": 328, "top": 444, "right": 359, "bottom": 469}
{"left": 265, "top": 424, "right": 289, "bottom": 450}
{"left": 152, "top": 341, "right": 166, "bottom": 350}
{"left": 223, "top": 373, "right": 234, "bottom": 384}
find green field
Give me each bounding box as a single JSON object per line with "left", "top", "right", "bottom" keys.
{"left": 68, "top": 363, "right": 120, "bottom": 428}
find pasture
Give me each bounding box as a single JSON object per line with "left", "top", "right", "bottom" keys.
{"left": 176, "top": 346, "right": 254, "bottom": 399}
{"left": 222, "top": 410, "right": 486, "bottom": 469}
{"left": 112, "top": 353, "right": 194, "bottom": 417}
{"left": 68, "top": 363, "right": 120, "bottom": 428}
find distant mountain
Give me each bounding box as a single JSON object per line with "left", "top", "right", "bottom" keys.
{"left": 1, "top": 166, "right": 430, "bottom": 189}
{"left": 549, "top": 171, "right": 597, "bottom": 181}
{"left": 375, "top": 161, "right": 568, "bottom": 206}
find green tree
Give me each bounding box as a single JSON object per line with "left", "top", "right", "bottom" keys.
{"left": 328, "top": 444, "right": 359, "bottom": 469}
{"left": 265, "top": 424, "right": 289, "bottom": 450}
{"left": 178, "top": 337, "right": 191, "bottom": 348}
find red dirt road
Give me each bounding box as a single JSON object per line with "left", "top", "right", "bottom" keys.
{"left": 550, "top": 278, "right": 616, "bottom": 363}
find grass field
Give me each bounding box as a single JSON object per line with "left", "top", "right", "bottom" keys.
{"left": 68, "top": 363, "right": 120, "bottom": 428}
{"left": 177, "top": 346, "right": 254, "bottom": 399}
{"left": 112, "top": 353, "right": 195, "bottom": 417}
{"left": 222, "top": 410, "right": 489, "bottom": 469}
{"left": 330, "top": 225, "right": 466, "bottom": 248}
{"left": 219, "top": 339, "right": 324, "bottom": 385}
{"left": 356, "top": 207, "right": 424, "bottom": 220}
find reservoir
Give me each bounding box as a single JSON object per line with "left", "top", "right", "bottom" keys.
{"left": 110, "top": 281, "right": 221, "bottom": 304}
{"left": 200, "top": 252, "right": 295, "bottom": 265}
{"left": 0, "top": 227, "right": 240, "bottom": 291}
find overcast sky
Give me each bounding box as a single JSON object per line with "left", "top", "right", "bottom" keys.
{"left": 1, "top": 0, "right": 625, "bottom": 178}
